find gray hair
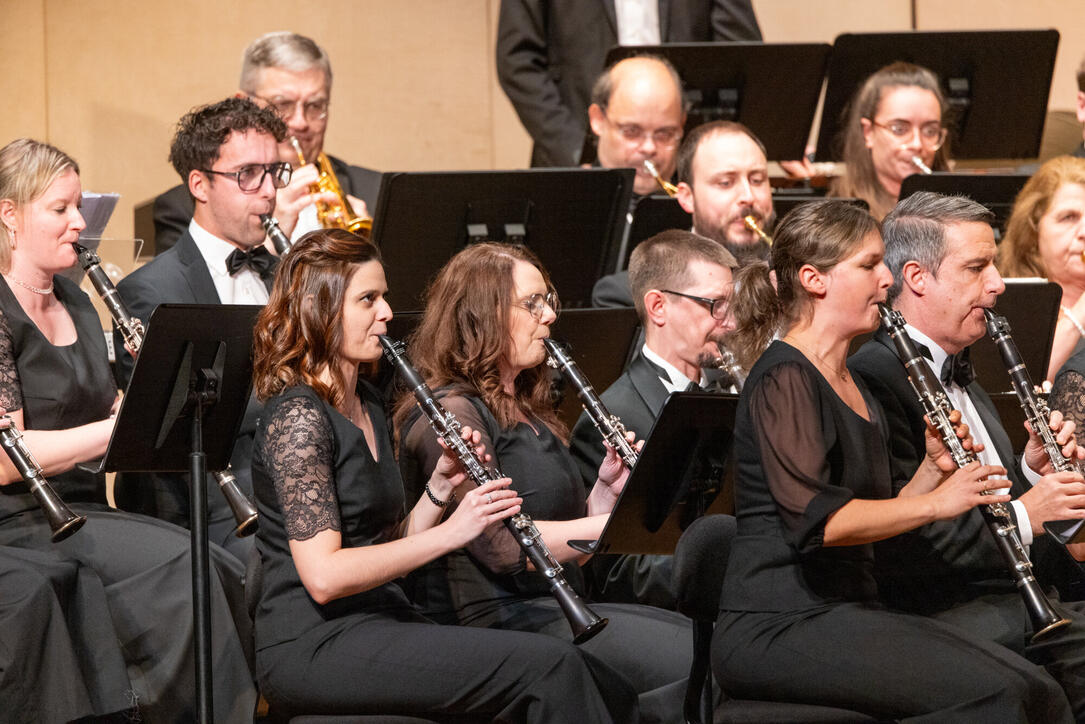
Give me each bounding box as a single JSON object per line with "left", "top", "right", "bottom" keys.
{"left": 239, "top": 32, "right": 332, "bottom": 94}
{"left": 882, "top": 191, "right": 994, "bottom": 302}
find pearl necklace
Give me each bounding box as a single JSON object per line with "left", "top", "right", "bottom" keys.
{"left": 4, "top": 274, "right": 53, "bottom": 295}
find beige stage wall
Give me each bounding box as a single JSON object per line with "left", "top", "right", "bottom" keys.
{"left": 1, "top": 0, "right": 1083, "bottom": 244}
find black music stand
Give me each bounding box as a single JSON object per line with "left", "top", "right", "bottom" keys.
{"left": 370, "top": 168, "right": 634, "bottom": 310}
{"left": 814, "top": 30, "right": 1059, "bottom": 161}
{"left": 899, "top": 173, "right": 1030, "bottom": 232}
{"left": 94, "top": 304, "right": 259, "bottom": 723}
{"left": 584, "top": 42, "right": 831, "bottom": 162}
{"left": 570, "top": 392, "right": 738, "bottom": 556}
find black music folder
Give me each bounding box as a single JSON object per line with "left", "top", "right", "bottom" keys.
{"left": 370, "top": 168, "right": 634, "bottom": 311}
{"left": 570, "top": 391, "right": 738, "bottom": 556}
{"left": 900, "top": 173, "right": 1030, "bottom": 232}
{"left": 814, "top": 30, "right": 1059, "bottom": 161}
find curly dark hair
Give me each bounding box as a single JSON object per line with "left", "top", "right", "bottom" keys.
{"left": 168, "top": 96, "right": 286, "bottom": 185}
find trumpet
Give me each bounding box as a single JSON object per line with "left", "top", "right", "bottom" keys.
{"left": 290, "top": 137, "right": 372, "bottom": 236}
{"left": 74, "top": 243, "right": 258, "bottom": 537}
{"left": 643, "top": 160, "right": 678, "bottom": 197}
{"left": 743, "top": 215, "right": 773, "bottom": 245}
{"left": 0, "top": 415, "right": 86, "bottom": 542}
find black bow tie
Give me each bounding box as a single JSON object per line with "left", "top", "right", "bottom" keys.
{"left": 225, "top": 246, "right": 277, "bottom": 280}
{"left": 685, "top": 380, "right": 703, "bottom": 392}
{"left": 915, "top": 341, "right": 975, "bottom": 388}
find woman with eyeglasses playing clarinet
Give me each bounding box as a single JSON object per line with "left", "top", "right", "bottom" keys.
{"left": 0, "top": 138, "right": 256, "bottom": 723}
{"left": 395, "top": 242, "right": 692, "bottom": 724}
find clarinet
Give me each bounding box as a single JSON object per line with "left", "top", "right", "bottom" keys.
{"left": 380, "top": 335, "right": 608, "bottom": 644}
{"left": 542, "top": 339, "right": 638, "bottom": 469}
{"left": 878, "top": 303, "right": 1070, "bottom": 640}
{"left": 0, "top": 415, "right": 86, "bottom": 541}
{"left": 260, "top": 214, "right": 292, "bottom": 256}
{"left": 984, "top": 308, "right": 1082, "bottom": 475}
{"left": 73, "top": 243, "right": 258, "bottom": 537}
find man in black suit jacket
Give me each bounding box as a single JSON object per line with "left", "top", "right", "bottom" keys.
{"left": 116, "top": 97, "right": 288, "bottom": 558}
{"left": 497, "top": 0, "right": 761, "bottom": 168}
{"left": 570, "top": 229, "right": 737, "bottom": 606}
{"left": 152, "top": 32, "right": 381, "bottom": 254}
{"left": 849, "top": 191, "right": 1085, "bottom": 717}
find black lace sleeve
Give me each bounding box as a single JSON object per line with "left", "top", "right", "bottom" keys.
{"left": 1050, "top": 368, "right": 1085, "bottom": 437}
{"left": 0, "top": 310, "right": 23, "bottom": 413}
{"left": 264, "top": 395, "right": 341, "bottom": 541}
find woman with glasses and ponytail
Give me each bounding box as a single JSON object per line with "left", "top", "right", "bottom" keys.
{"left": 831, "top": 62, "right": 951, "bottom": 220}
{"left": 395, "top": 242, "right": 693, "bottom": 724}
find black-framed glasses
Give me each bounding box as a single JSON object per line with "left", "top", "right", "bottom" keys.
{"left": 662, "top": 289, "right": 730, "bottom": 320}
{"left": 603, "top": 110, "right": 682, "bottom": 147}
{"left": 868, "top": 119, "right": 947, "bottom": 150}
{"left": 514, "top": 291, "right": 559, "bottom": 321}
{"left": 251, "top": 94, "right": 329, "bottom": 123}
{"left": 200, "top": 162, "right": 292, "bottom": 192}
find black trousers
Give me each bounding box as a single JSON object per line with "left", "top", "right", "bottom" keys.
{"left": 932, "top": 591, "right": 1085, "bottom": 720}
{"left": 713, "top": 602, "right": 1073, "bottom": 723}
{"left": 0, "top": 505, "right": 256, "bottom": 724}
{"left": 256, "top": 614, "right": 638, "bottom": 723}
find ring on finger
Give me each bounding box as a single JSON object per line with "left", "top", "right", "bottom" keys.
{"left": 486, "top": 494, "right": 494, "bottom": 504}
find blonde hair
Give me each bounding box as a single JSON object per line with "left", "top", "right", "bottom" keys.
{"left": 0, "top": 139, "right": 79, "bottom": 273}
{"left": 998, "top": 156, "right": 1085, "bottom": 278}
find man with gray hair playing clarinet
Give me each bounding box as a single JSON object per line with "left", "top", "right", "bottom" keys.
{"left": 850, "top": 190, "right": 1085, "bottom": 719}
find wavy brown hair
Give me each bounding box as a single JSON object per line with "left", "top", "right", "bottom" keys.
{"left": 253, "top": 228, "right": 381, "bottom": 407}
{"left": 998, "top": 155, "right": 1085, "bottom": 279}
{"left": 392, "top": 242, "right": 565, "bottom": 439}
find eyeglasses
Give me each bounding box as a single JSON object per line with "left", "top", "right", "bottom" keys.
{"left": 200, "top": 162, "right": 292, "bottom": 192}
{"left": 251, "top": 94, "right": 329, "bottom": 123}
{"left": 662, "top": 289, "right": 730, "bottom": 320}
{"left": 603, "top": 111, "right": 682, "bottom": 147}
{"left": 514, "top": 291, "right": 560, "bottom": 321}
{"left": 869, "top": 119, "right": 947, "bottom": 150}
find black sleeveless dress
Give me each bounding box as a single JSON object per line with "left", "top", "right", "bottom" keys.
{"left": 252, "top": 382, "right": 636, "bottom": 722}
{"left": 0, "top": 275, "right": 256, "bottom": 723}
{"left": 712, "top": 341, "right": 1072, "bottom": 722}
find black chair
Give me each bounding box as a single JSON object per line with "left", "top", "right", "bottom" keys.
{"left": 672, "top": 515, "right": 885, "bottom": 724}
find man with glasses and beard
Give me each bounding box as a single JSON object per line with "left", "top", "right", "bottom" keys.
{"left": 571, "top": 229, "right": 737, "bottom": 607}
{"left": 114, "top": 97, "right": 287, "bottom": 557}
{"left": 152, "top": 32, "right": 381, "bottom": 253}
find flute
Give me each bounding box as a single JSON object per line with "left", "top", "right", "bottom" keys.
{"left": 879, "top": 302, "right": 1069, "bottom": 640}
{"left": 542, "top": 339, "right": 638, "bottom": 469}
{"left": 74, "top": 243, "right": 258, "bottom": 537}
{"left": 380, "top": 335, "right": 607, "bottom": 644}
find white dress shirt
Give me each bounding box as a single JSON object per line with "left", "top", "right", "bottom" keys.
{"left": 904, "top": 324, "right": 1038, "bottom": 544}
{"left": 188, "top": 220, "right": 270, "bottom": 305}
{"left": 615, "top": 0, "right": 661, "bottom": 45}
{"left": 642, "top": 343, "right": 706, "bottom": 393}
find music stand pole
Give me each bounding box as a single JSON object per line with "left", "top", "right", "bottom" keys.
{"left": 190, "top": 368, "right": 216, "bottom": 722}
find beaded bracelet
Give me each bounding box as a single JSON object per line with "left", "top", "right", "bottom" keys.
{"left": 424, "top": 481, "right": 451, "bottom": 508}
{"left": 1061, "top": 305, "right": 1085, "bottom": 338}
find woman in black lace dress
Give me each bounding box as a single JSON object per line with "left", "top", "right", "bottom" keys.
{"left": 713, "top": 199, "right": 1072, "bottom": 721}
{"left": 249, "top": 228, "right": 635, "bottom": 721}
{"left": 395, "top": 242, "right": 692, "bottom": 724}
{"left": 0, "top": 138, "right": 255, "bottom": 722}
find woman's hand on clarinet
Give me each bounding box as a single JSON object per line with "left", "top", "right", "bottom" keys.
{"left": 927, "top": 461, "right": 1010, "bottom": 521}
{"left": 430, "top": 425, "right": 492, "bottom": 500}
{"left": 442, "top": 478, "right": 521, "bottom": 546}
{"left": 590, "top": 431, "right": 641, "bottom": 513}
{"left": 923, "top": 409, "right": 983, "bottom": 473}
{"left": 1023, "top": 409, "right": 1085, "bottom": 475}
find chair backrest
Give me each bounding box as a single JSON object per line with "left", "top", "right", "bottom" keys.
{"left": 671, "top": 514, "right": 737, "bottom": 622}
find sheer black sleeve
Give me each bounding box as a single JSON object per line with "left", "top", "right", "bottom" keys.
{"left": 263, "top": 395, "right": 341, "bottom": 542}
{"left": 402, "top": 395, "right": 525, "bottom": 574}
{"left": 748, "top": 361, "right": 855, "bottom": 552}
{"left": 1050, "top": 368, "right": 1085, "bottom": 437}
{"left": 0, "top": 310, "right": 23, "bottom": 413}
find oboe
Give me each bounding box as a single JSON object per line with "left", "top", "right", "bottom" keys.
{"left": 74, "top": 243, "right": 258, "bottom": 537}
{"left": 0, "top": 415, "right": 85, "bottom": 541}
{"left": 878, "top": 303, "right": 1069, "bottom": 640}
{"left": 984, "top": 308, "right": 1081, "bottom": 475}
{"left": 260, "top": 214, "right": 292, "bottom": 256}
{"left": 380, "top": 335, "right": 607, "bottom": 643}
{"left": 542, "top": 339, "right": 638, "bottom": 469}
